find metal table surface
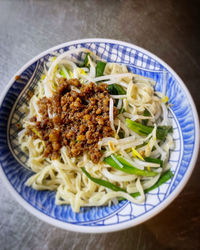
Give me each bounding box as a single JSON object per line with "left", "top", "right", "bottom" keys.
{"left": 0, "top": 0, "right": 199, "bottom": 249}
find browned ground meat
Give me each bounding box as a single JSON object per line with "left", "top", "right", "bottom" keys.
{"left": 27, "top": 78, "right": 118, "bottom": 163}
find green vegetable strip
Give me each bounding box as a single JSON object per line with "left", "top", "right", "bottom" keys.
{"left": 135, "top": 142, "right": 156, "bottom": 152}
{"left": 118, "top": 130, "right": 125, "bottom": 139}
{"left": 60, "top": 69, "right": 65, "bottom": 78}
{"left": 126, "top": 119, "right": 173, "bottom": 141}
{"left": 81, "top": 53, "right": 90, "bottom": 67}
{"left": 119, "top": 108, "right": 125, "bottom": 114}
{"left": 104, "top": 155, "right": 158, "bottom": 177}
{"left": 135, "top": 142, "right": 147, "bottom": 149}
{"left": 95, "top": 61, "right": 106, "bottom": 77}
{"left": 108, "top": 84, "right": 126, "bottom": 110}
{"left": 81, "top": 167, "right": 174, "bottom": 199}
{"left": 144, "top": 157, "right": 163, "bottom": 168}
{"left": 156, "top": 126, "right": 173, "bottom": 141}
{"left": 81, "top": 167, "right": 126, "bottom": 192}
{"left": 60, "top": 65, "right": 70, "bottom": 79}
{"left": 142, "top": 109, "right": 151, "bottom": 126}
{"left": 108, "top": 84, "right": 126, "bottom": 95}
{"left": 126, "top": 119, "right": 154, "bottom": 135}
{"left": 143, "top": 109, "right": 151, "bottom": 117}
{"left": 130, "top": 170, "right": 174, "bottom": 197}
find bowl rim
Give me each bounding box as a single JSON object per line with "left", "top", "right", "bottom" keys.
{"left": 0, "top": 38, "right": 199, "bottom": 233}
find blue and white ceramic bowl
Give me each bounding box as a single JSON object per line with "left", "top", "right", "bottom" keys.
{"left": 0, "top": 39, "right": 199, "bottom": 233}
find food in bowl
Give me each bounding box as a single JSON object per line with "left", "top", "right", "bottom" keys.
{"left": 18, "top": 48, "right": 174, "bottom": 212}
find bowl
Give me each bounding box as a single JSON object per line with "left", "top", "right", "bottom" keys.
{"left": 0, "top": 39, "right": 199, "bottom": 233}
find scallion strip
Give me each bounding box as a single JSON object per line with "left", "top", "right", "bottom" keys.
{"left": 81, "top": 167, "right": 126, "bottom": 192}
{"left": 60, "top": 65, "right": 70, "bottom": 79}
{"left": 144, "top": 157, "right": 163, "bottom": 168}
{"left": 108, "top": 84, "right": 126, "bottom": 95}
{"left": 104, "top": 155, "right": 158, "bottom": 177}
{"left": 95, "top": 61, "right": 106, "bottom": 77}
{"left": 126, "top": 119, "right": 173, "bottom": 141}
{"left": 81, "top": 53, "right": 90, "bottom": 67}
{"left": 142, "top": 109, "right": 151, "bottom": 126}
{"left": 131, "top": 170, "right": 174, "bottom": 197}
{"left": 81, "top": 167, "right": 174, "bottom": 199}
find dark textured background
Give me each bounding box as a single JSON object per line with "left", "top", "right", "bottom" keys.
{"left": 0, "top": 0, "right": 199, "bottom": 249}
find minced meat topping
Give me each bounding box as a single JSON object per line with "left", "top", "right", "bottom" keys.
{"left": 27, "top": 78, "right": 118, "bottom": 163}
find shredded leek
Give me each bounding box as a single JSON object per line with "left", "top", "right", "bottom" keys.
{"left": 81, "top": 167, "right": 174, "bottom": 199}
{"left": 126, "top": 119, "right": 173, "bottom": 141}
{"left": 104, "top": 155, "right": 158, "bottom": 177}
{"left": 81, "top": 53, "right": 90, "bottom": 67}
{"left": 108, "top": 84, "right": 126, "bottom": 95}
{"left": 96, "top": 61, "right": 106, "bottom": 77}
{"left": 60, "top": 65, "right": 70, "bottom": 79}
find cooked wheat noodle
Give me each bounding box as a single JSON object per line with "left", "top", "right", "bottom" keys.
{"left": 18, "top": 49, "right": 173, "bottom": 212}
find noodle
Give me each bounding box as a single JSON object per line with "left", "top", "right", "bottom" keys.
{"left": 18, "top": 49, "right": 174, "bottom": 212}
